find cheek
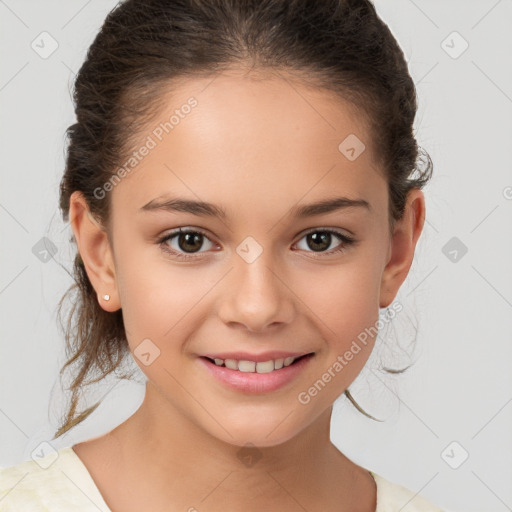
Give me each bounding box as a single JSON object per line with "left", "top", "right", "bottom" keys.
{"left": 115, "top": 249, "right": 217, "bottom": 348}
{"left": 299, "top": 253, "right": 382, "bottom": 329}
{"left": 293, "top": 254, "right": 382, "bottom": 376}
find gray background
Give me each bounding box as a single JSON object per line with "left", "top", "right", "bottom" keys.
{"left": 1, "top": 1, "right": 511, "bottom": 511}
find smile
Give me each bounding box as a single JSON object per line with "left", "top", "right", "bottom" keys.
{"left": 198, "top": 353, "right": 315, "bottom": 393}
{"left": 204, "top": 354, "right": 309, "bottom": 373}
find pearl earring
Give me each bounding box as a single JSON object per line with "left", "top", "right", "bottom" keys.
{"left": 103, "top": 294, "right": 110, "bottom": 301}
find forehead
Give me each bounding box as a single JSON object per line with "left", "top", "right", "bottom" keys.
{"left": 111, "top": 69, "right": 386, "bottom": 218}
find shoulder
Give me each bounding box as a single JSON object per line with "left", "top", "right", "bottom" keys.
{"left": 0, "top": 446, "right": 110, "bottom": 511}
{"left": 370, "top": 471, "right": 455, "bottom": 512}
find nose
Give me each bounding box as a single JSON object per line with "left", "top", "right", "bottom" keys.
{"left": 217, "top": 249, "right": 295, "bottom": 333}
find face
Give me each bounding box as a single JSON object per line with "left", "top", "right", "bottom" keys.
{"left": 72, "top": 69, "right": 424, "bottom": 448}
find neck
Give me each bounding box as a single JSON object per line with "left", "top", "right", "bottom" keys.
{"left": 107, "top": 380, "right": 371, "bottom": 511}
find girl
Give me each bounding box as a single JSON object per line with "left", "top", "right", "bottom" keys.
{"left": 0, "top": 0, "right": 453, "bottom": 510}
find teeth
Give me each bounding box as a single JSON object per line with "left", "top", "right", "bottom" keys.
{"left": 238, "top": 360, "right": 256, "bottom": 372}
{"left": 210, "top": 355, "right": 304, "bottom": 373}
{"left": 225, "top": 359, "right": 238, "bottom": 370}
{"left": 256, "top": 360, "right": 274, "bottom": 373}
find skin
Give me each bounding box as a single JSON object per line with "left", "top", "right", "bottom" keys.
{"left": 69, "top": 68, "right": 425, "bottom": 512}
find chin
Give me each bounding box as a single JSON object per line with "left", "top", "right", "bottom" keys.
{"left": 201, "top": 414, "right": 307, "bottom": 450}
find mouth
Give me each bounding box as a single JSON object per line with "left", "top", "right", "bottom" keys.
{"left": 198, "top": 352, "right": 315, "bottom": 394}
{"left": 200, "top": 352, "right": 314, "bottom": 373}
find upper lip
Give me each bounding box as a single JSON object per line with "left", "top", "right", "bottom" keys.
{"left": 201, "top": 351, "right": 313, "bottom": 362}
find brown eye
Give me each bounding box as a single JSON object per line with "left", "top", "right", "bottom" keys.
{"left": 294, "top": 229, "right": 355, "bottom": 257}
{"left": 159, "top": 228, "right": 216, "bottom": 260}
{"left": 305, "top": 232, "right": 332, "bottom": 252}
{"left": 176, "top": 231, "right": 204, "bottom": 253}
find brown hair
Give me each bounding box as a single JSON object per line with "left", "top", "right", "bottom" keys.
{"left": 54, "top": 0, "right": 433, "bottom": 439}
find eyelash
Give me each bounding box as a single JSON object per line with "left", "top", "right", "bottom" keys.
{"left": 157, "top": 227, "right": 356, "bottom": 261}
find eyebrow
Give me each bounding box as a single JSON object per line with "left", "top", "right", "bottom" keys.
{"left": 140, "top": 195, "right": 371, "bottom": 219}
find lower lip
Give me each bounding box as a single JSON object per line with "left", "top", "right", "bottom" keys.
{"left": 198, "top": 354, "right": 315, "bottom": 394}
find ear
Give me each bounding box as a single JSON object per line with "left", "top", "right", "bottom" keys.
{"left": 68, "top": 191, "right": 120, "bottom": 312}
{"left": 379, "top": 189, "right": 426, "bottom": 308}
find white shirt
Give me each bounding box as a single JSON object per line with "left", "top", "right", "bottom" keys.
{"left": 0, "top": 446, "right": 453, "bottom": 511}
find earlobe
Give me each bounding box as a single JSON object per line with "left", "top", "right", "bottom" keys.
{"left": 68, "top": 191, "right": 120, "bottom": 312}
{"left": 379, "top": 189, "right": 426, "bottom": 308}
